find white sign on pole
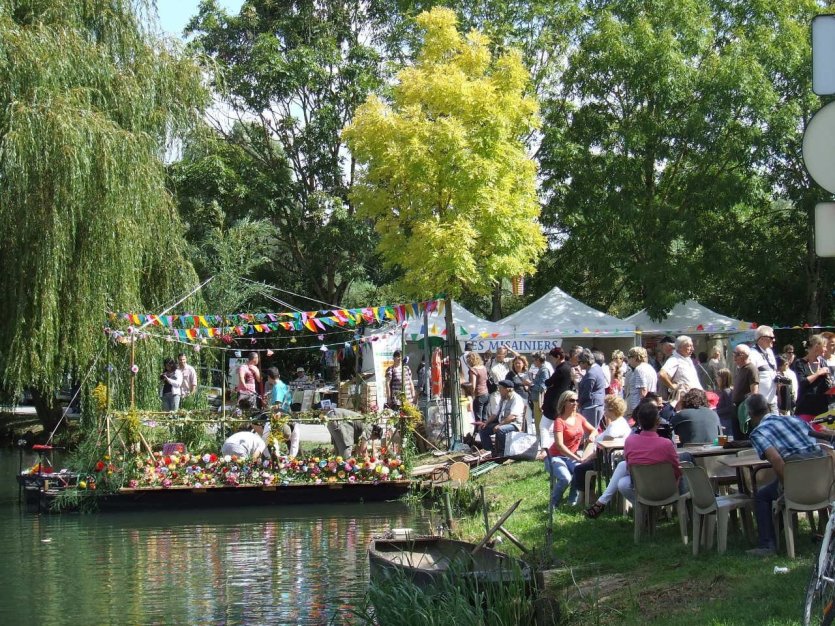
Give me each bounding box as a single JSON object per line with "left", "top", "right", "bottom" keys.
{"left": 802, "top": 100, "right": 835, "bottom": 194}
{"left": 813, "top": 15, "right": 835, "bottom": 95}
{"left": 815, "top": 203, "right": 835, "bottom": 257}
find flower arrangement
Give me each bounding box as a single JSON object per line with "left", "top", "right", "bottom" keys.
{"left": 126, "top": 450, "right": 405, "bottom": 489}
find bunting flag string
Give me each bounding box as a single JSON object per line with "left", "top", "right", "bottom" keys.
{"left": 108, "top": 298, "right": 445, "bottom": 333}
{"left": 108, "top": 296, "right": 835, "bottom": 350}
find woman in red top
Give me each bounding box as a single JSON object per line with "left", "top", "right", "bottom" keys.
{"left": 546, "top": 390, "right": 597, "bottom": 507}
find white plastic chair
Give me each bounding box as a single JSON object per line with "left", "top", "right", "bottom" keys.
{"left": 772, "top": 455, "right": 835, "bottom": 558}
{"left": 682, "top": 463, "right": 753, "bottom": 555}
{"left": 629, "top": 463, "right": 690, "bottom": 545}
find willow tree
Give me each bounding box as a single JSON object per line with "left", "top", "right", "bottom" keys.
{"left": 0, "top": 1, "right": 208, "bottom": 424}
{"left": 343, "top": 7, "right": 545, "bottom": 438}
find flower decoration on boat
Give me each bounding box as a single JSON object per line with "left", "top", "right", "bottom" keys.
{"left": 127, "top": 451, "right": 404, "bottom": 489}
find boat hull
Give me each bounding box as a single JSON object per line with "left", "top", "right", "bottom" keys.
{"left": 17, "top": 476, "right": 412, "bottom": 513}
{"left": 368, "top": 536, "right": 533, "bottom": 590}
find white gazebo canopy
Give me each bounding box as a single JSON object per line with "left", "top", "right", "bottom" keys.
{"left": 624, "top": 300, "right": 753, "bottom": 335}
{"left": 498, "top": 286, "right": 636, "bottom": 340}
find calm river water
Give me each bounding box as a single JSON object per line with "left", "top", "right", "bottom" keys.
{"left": 0, "top": 449, "right": 430, "bottom": 625}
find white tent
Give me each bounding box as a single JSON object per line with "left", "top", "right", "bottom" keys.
{"left": 496, "top": 287, "right": 637, "bottom": 351}
{"left": 624, "top": 300, "right": 753, "bottom": 335}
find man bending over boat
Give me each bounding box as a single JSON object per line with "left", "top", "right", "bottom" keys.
{"left": 221, "top": 413, "right": 270, "bottom": 461}
{"left": 326, "top": 408, "right": 371, "bottom": 458}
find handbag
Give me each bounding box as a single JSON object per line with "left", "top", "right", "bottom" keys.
{"left": 504, "top": 431, "right": 538, "bottom": 460}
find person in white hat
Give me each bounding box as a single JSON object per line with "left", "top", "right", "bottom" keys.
{"left": 294, "top": 366, "right": 309, "bottom": 383}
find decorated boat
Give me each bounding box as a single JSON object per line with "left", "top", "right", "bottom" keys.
{"left": 17, "top": 408, "right": 415, "bottom": 513}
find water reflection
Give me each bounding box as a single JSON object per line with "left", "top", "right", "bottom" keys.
{"left": 0, "top": 450, "right": 429, "bottom": 624}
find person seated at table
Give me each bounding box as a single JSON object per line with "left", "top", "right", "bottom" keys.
{"left": 545, "top": 390, "right": 598, "bottom": 507}
{"left": 570, "top": 394, "right": 631, "bottom": 505}
{"left": 220, "top": 413, "right": 271, "bottom": 461}
{"left": 745, "top": 393, "right": 832, "bottom": 556}
{"left": 478, "top": 380, "right": 526, "bottom": 457}
{"left": 584, "top": 400, "right": 681, "bottom": 518}
{"left": 670, "top": 388, "right": 722, "bottom": 444}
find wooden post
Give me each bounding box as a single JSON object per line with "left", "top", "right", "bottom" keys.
{"left": 106, "top": 414, "right": 112, "bottom": 459}
{"left": 129, "top": 337, "right": 136, "bottom": 410}
{"left": 105, "top": 335, "right": 111, "bottom": 414}
{"left": 443, "top": 491, "right": 456, "bottom": 535}
{"left": 480, "top": 485, "right": 490, "bottom": 534}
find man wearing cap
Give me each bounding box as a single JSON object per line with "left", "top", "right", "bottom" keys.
{"left": 658, "top": 335, "right": 702, "bottom": 398}
{"left": 220, "top": 414, "right": 270, "bottom": 460}
{"left": 294, "top": 367, "right": 309, "bottom": 384}
{"left": 479, "top": 379, "right": 525, "bottom": 456}
{"left": 750, "top": 326, "right": 779, "bottom": 414}
{"left": 655, "top": 336, "right": 675, "bottom": 369}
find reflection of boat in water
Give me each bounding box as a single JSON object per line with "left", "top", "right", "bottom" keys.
{"left": 368, "top": 535, "right": 533, "bottom": 590}
{"left": 17, "top": 474, "right": 412, "bottom": 514}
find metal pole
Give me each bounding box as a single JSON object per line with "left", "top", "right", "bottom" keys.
{"left": 444, "top": 296, "right": 461, "bottom": 444}
{"left": 422, "top": 308, "right": 431, "bottom": 424}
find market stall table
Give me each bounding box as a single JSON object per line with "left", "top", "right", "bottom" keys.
{"left": 680, "top": 444, "right": 740, "bottom": 458}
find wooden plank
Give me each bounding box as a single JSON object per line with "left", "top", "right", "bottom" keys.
{"left": 471, "top": 500, "right": 522, "bottom": 555}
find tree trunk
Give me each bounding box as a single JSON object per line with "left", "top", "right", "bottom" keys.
{"left": 30, "top": 389, "right": 63, "bottom": 441}
{"left": 490, "top": 281, "right": 503, "bottom": 321}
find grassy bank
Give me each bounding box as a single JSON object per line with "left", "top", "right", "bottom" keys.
{"left": 426, "top": 458, "right": 814, "bottom": 626}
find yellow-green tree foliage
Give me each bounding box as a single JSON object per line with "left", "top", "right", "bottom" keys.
{"left": 343, "top": 7, "right": 545, "bottom": 299}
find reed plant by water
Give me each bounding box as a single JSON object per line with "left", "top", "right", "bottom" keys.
{"left": 352, "top": 559, "right": 537, "bottom": 626}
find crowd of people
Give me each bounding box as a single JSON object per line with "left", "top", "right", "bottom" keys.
{"left": 454, "top": 331, "right": 835, "bottom": 555}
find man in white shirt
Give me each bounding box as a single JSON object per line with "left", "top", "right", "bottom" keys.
{"left": 177, "top": 352, "right": 198, "bottom": 397}
{"left": 749, "top": 325, "right": 778, "bottom": 414}
{"left": 658, "top": 335, "right": 702, "bottom": 396}
{"left": 489, "top": 346, "right": 512, "bottom": 384}
{"left": 220, "top": 415, "right": 270, "bottom": 460}
{"left": 479, "top": 380, "right": 525, "bottom": 456}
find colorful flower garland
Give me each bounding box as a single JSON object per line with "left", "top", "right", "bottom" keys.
{"left": 125, "top": 450, "right": 405, "bottom": 489}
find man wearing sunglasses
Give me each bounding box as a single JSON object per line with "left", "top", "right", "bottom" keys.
{"left": 750, "top": 326, "right": 778, "bottom": 415}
